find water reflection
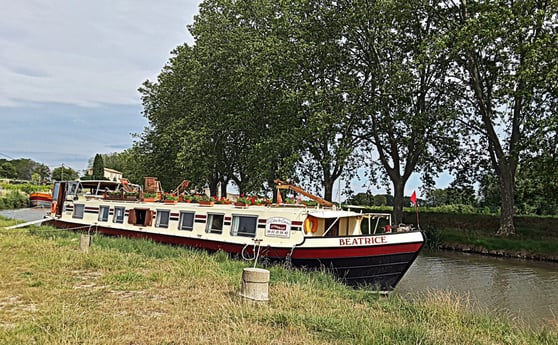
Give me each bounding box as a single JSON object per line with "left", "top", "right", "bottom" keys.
{"left": 396, "top": 250, "right": 558, "bottom": 326}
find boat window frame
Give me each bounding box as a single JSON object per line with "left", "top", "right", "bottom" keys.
{"left": 155, "top": 209, "right": 171, "bottom": 228}
{"left": 205, "top": 212, "right": 225, "bottom": 234}
{"left": 98, "top": 205, "right": 110, "bottom": 222}
{"left": 230, "top": 214, "right": 258, "bottom": 238}
{"left": 73, "top": 203, "right": 85, "bottom": 219}
{"left": 178, "top": 211, "right": 195, "bottom": 231}
{"left": 113, "top": 206, "right": 126, "bottom": 224}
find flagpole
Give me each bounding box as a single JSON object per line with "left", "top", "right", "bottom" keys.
{"left": 415, "top": 203, "right": 420, "bottom": 230}
{"left": 410, "top": 191, "right": 420, "bottom": 229}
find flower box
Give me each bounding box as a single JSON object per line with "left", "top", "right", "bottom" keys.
{"left": 199, "top": 201, "right": 214, "bottom": 206}
{"left": 234, "top": 202, "right": 250, "bottom": 208}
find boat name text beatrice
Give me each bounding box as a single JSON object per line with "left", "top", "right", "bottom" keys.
{"left": 339, "top": 236, "right": 387, "bottom": 246}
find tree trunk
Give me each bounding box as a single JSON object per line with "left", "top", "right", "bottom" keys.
{"left": 208, "top": 177, "right": 219, "bottom": 197}
{"left": 392, "top": 179, "right": 405, "bottom": 226}
{"left": 323, "top": 179, "right": 334, "bottom": 203}
{"left": 219, "top": 179, "right": 228, "bottom": 199}
{"left": 496, "top": 167, "right": 516, "bottom": 236}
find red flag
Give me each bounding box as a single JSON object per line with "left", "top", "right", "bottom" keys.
{"left": 410, "top": 191, "right": 417, "bottom": 206}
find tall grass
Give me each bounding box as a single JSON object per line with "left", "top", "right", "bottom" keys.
{"left": 1, "top": 220, "right": 556, "bottom": 344}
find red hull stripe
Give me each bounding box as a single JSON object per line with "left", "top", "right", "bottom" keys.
{"left": 49, "top": 220, "right": 423, "bottom": 261}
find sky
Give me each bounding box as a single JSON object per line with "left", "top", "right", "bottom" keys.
{"left": 0, "top": 0, "right": 200, "bottom": 173}
{"left": 0, "top": 0, "right": 447, "bottom": 197}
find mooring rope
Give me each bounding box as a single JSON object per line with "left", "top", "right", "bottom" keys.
{"left": 241, "top": 239, "right": 263, "bottom": 267}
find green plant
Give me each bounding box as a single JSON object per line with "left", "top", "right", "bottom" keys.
{"left": 0, "top": 190, "right": 28, "bottom": 210}
{"left": 199, "top": 195, "right": 215, "bottom": 202}
{"left": 254, "top": 197, "right": 270, "bottom": 205}
{"left": 164, "top": 193, "right": 178, "bottom": 201}
{"left": 236, "top": 195, "right": 252, "bottom": 204}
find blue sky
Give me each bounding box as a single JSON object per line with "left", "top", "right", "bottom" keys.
{"left": 0, "top": 0, "right": 448, "bottom": 197}
{"left": 0, "top": 0, "right": 200, "bottom": 173}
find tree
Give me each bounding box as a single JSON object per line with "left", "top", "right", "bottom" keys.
{"left": 52, "top": 165, "right": 79, "bottom": 181}
{"left": 289, "top": 0, "right": 367, "bottom": 202}
{"left": 33, "top": 163, "right": 51, "bottom": 182}
{"left": 445, "top": 0, "right": 558, "bottom": 235}
{"left": 139, "top": 0, "right": 305, "bottom": 195}
{"left": 341, "top": 0, "right": 460, "bottom": 225}
{"left": 92, "top": 154, "right": 105, "bottom": 180}
{"left": 0, "top": 161, "right": 17, "bottom": 179}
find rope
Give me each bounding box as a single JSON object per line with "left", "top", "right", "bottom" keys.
{"left": 252, "top": 239, "right": 262, "bottom": 268}
{"left": 241, "top": 243, "right": 255, "bottom": 261}
{"left": 241, "top": 239, "right": 263, "bottom": 267}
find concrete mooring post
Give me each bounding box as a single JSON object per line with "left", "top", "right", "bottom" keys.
{"left": 240, "top": 267, "right": 270, "bottom": 302}
{"left": 80, "top": 233, "right": 92, "bottom": 253}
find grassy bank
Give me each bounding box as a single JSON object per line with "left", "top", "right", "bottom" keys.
{"left": 1, "top": 219, "right": 556, "bottom": 344}
{"left": 402, "top": 212, "right": 558, "bottom": 261}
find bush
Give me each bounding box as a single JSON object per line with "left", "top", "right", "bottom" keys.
{"left": 0, "top": 190, "right": 29, "bottom": 210}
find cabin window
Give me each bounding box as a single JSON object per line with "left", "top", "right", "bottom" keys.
{"left": 128, "top": 208, "right": 152, "bottom": 226}
{"left": 156, "top": 210, "right": 170, "bottom": 228}
{"left": 66, "top": 182, "right": 79, "bottom": 199}
{"left": 98, "top": 205, "right": 110, "bottom": 222}
{"left": 113, "top": 206, "right": 126, "bottom": 223}
{"left": 179, "top": 211, "right": 194, "bottom": 231}
{"left": 73, "top": 204, "right": 85, "bottom": 219}
{"left": 206, "top": 213, "right": 224, "bottom": 234}
{"left": 231, "top": 215, "right": 258, "bottom": 237}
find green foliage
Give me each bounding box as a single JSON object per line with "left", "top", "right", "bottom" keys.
{"left": 92, "top": 153, "right": 105, "bottom": 180}
{"left": 0, "top": 158, "right": 50, "bottom": 181}
{"left": 51, "top": 165, "right": 79, "bottom": 181}
{"left": 0, "top": 182, "right": 51, "bottom": 195}
{"left": 94, "top": 0, "right": 558, "bottom": 224}
{"left": 0, "top": 190, "right": 29, "bottom": 210}
{"left": 0, "top": 161, "right": 17, "bottom": 178}
{"left": 443, "top": 0, "right": 558, "bottom": 234}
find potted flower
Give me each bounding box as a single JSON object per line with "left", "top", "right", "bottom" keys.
{"left": 254, "top": 197, "right": 270, "bottom": 206}
{"left": 106, "top": 190, "right": 122, "bottom": 200}
{"left": 215, "top": 197, "right": 231, "bottom": 204}
{"left": 142, "top": 192, "right": 158, "bottom": 202}
{"left": 199, "top": 195, "right": 216, "bottom": 206}
{"left": 180, "top": 194, "right": 192, "bottom": 203}
{"left": 235, "top": 194, "right": 252, "bottom": 207}
{"left": 124, "top": 191, "right": 139, "bottom": 200}
{"left": 164, "top": 193, "right": 178, "bottom": 204}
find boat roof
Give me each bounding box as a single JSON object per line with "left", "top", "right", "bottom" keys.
{"left": 77, "top": 180, "right": 121, "bottom": 189}
{"left": 308, "top": 209, "right": 392, "bottom": 219}
{"left": 308, "top": 210, "right": 362, "bottom": 218}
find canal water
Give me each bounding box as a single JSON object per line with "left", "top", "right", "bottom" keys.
{"left": 2, "top": 208, "right": 557, "bottom": 326}
{"left": 396, "top": 250, "right": 558, "bottom": 327}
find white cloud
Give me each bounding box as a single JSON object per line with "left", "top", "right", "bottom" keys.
{"left": 0, "top": 0, "right": 199, "bottom": 107}
{"left": 0, "top": 1, "right": 200, "bottom": 172}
